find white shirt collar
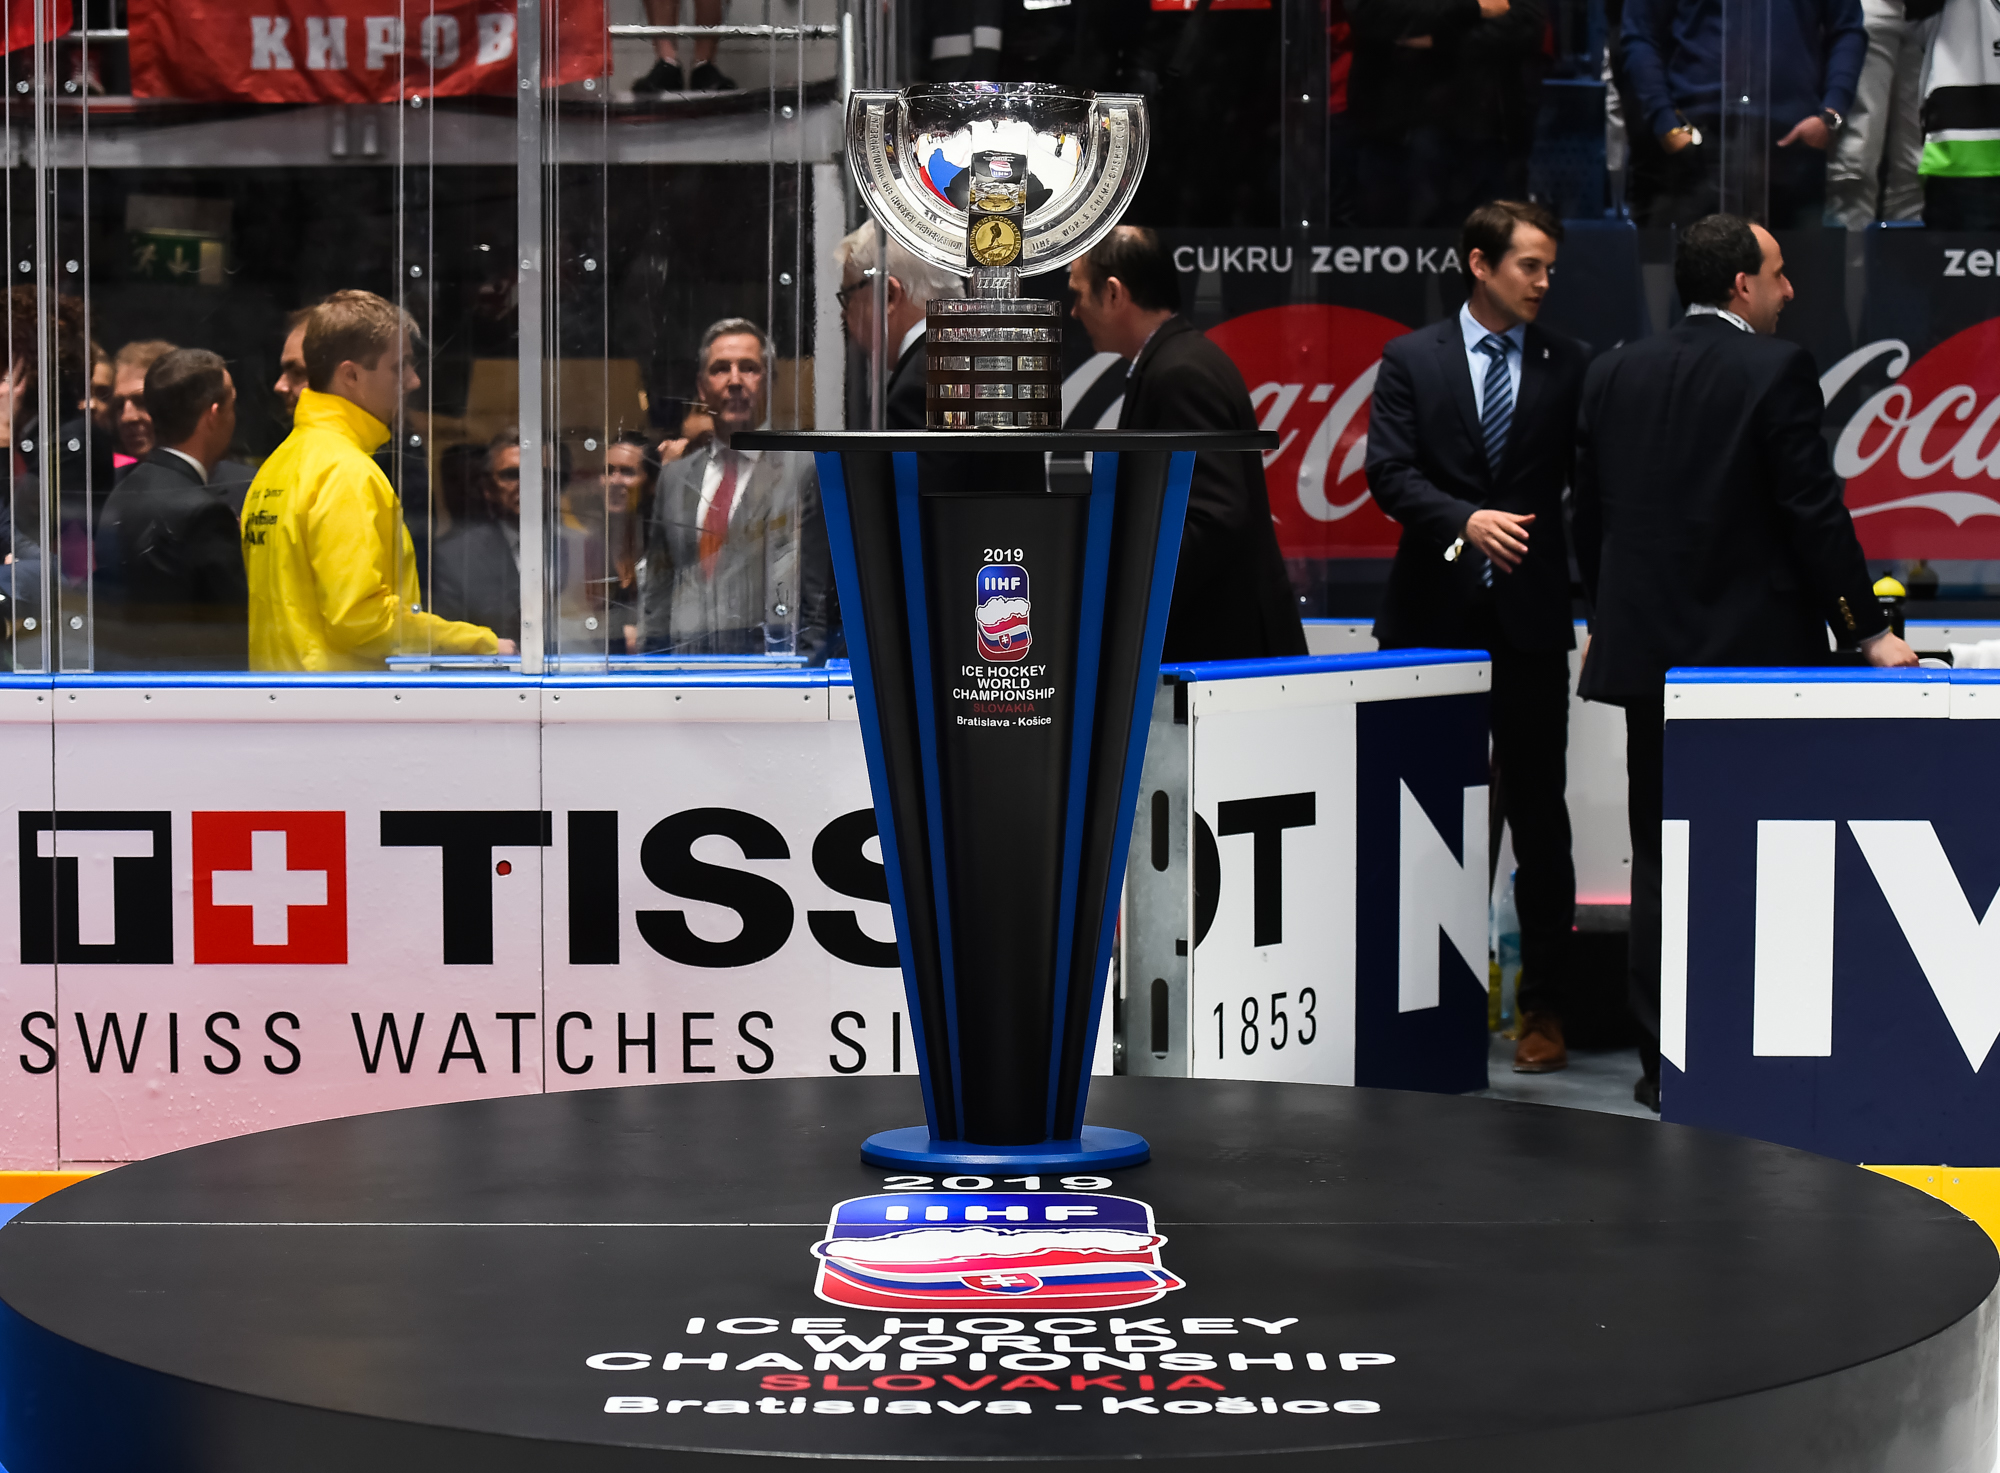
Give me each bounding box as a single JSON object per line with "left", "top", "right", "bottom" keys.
{"left": 1459, "top": 301, "right": 1526, "bottom": 354}
{"left": 161, "top": 446, "right": 207, "bottom": 480}
{"left": 1685, "top": 302, "right": 1755, "bottom": 333}
{"left": 1126, "top": 317, "right": 1172, "bottom": 378}
{"left": 898, "top": 321, "right": 926, "bottom": 361}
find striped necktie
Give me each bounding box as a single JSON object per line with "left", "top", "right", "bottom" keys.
{"left": 1478, "top": 333, "right": 1514, "bottom": 476}
{"left": 1476, "top": 334, "right": 1513, "bottom": 588}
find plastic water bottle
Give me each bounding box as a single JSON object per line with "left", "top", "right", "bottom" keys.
{"left": 1494, "top": 869, "right": 1523, "bottom": 1034}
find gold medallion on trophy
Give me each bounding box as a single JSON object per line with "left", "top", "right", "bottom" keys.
{"left": 969, "top": 214, "right": 1023, "bottom": 268}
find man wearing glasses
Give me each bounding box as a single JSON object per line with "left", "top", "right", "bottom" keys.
{"left": 836, "top": 223, "right": 962, "bottom": 429}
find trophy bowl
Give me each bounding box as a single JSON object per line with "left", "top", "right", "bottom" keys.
{"left": 846, "top": 82, "right": 1149, "bottom": 429}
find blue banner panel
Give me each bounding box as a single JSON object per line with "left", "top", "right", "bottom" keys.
{"left": 1355, "top": 691, "right": 1490, "bottom": 1093}
{"left": 1666, "top": 715, "right": 2000, "bottom": 1164}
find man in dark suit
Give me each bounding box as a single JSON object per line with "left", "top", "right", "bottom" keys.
{"left": 639, "top": 317, "right": 831, "bottom": 659}
{"left": 1576, "top": 213, "right": 1917, "bottom": 1110}
{"left": 431, "top": 428, "right": 523, "bottom": 644}
{"left": 1069, "top": 226, "right": 1307, "bottom": 664}
{"left": 1366, "top": 200, "right": 1591, "bottom": 1075}
{"left": 94, "top": 348, "right": 248, "bottom": 670}
{"left": 837, "top": 223, "right": 961, "bottom": 429}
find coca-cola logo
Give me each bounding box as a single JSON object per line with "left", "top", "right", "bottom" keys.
{"left": 1206, "top": 304, "right": 1410, "bottom": 560}
{"left": 1830, "top": 319, "right": 2000, "bottom": 558}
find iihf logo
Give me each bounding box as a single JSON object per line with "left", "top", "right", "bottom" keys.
{"left": 812, "top": 1192, "right": 1184, "bottom": 1310}
{"left": 975, "top": 563, "right": 1031, "bottom": 662}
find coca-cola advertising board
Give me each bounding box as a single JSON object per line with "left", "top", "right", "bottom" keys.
{"left": 1059, "top": 227, "right": 2000, "bottom": 571}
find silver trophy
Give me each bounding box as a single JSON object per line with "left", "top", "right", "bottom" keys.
{"left": 845, "top": 82, "right": 1150, "bottom": 429}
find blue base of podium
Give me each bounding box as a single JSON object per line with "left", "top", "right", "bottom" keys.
{"left": 859, "top": 1126, "right": 1152, "bottom": 1171}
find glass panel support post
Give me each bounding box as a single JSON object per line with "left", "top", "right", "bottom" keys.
{"left": 516, "top": 0, "right": 546, "bottom": 674}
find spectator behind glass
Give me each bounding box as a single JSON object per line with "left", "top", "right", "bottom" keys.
{"left": 94, "top": 348, "right": 247, "bottom": 671}
{"left": 434, "top": 440, "right": 488, "bottom": 527}
{"left": 1906, "top": 0, "right": 2000, "bottom": 226}
{"left": 1824, "top": 0, "right": 1936, "bottom": 225}
{"left": 630, "top": 0, "right": 735, "bottom": 92}
{"left": 1347, "top": 0, "right": 1547, "bottom": 226}
{"left": 1623, "top": 0, "right": 1866, "bottom": 227}
{"left": 430, "top": 429, "right": 522, "bottom": 644}
{"left": 603, "top": 431, "right": 660, "bottom": 654}
{"left": 84, "top": 342, "right": 112, "bottom": 435}
{"left": 243, "top": 289, "right": 507, "bottom": 670}
{"left": 0, "top": 284, "right": 94, "bottom": 636}
{"left": 110, "top": 339, "right": 175, "bottom": 469}
{"left": 0, "top": 287, "right": 102, "bottom": 614}
{"left": 637, "top": 318, "right": 831, "bottom": 659}
{"left": 274, "top": 306, "right": 312, "bottom": 424}
{"left": 659, "top": 400, "right": 715, "bottom": 467}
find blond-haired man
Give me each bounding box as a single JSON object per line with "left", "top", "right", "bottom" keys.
{"left": 242, "top": 289, "right": 511, "bottom": 670}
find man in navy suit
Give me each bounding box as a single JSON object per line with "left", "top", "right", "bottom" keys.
{"left": 1576, "top": 215, "right": 1916, "bottom": 1110}
{"left": 1366, "top": 200, "right": 1591, "bottom": 1075}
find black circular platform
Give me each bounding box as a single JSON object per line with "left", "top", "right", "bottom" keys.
{"left": 0, "top": 1078, "right": 1991, "bottom": 1472}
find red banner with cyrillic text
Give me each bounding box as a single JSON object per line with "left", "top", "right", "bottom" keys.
{"left": 128, "top": 1, "right": 606, "bottom": 103}
{"left": 6, "top": 2, "right": 73, "bottom": 54}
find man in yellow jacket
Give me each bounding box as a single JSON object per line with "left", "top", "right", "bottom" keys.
{"left": 242, "top": 290, "right": 512, "bottom": 670}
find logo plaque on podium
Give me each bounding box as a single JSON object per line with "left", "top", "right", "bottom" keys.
{"left": 737, "top": 83, "right": 1271, "bottom": 1171}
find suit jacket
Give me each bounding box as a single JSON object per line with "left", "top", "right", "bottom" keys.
{"left": 638, "top": 443, "right": 833, "bottom": 659}
{"left": 1574, "top": 313, "right": 1887, "bottom": 703}
{"left": 430, "top": 515, "right": 522, "bottom": 643}
{"left": 94, "top": 448, "right": 248, "bottom": 670}
{"left": 1366, "top": 314, "right": 1590, "bottom": 653}
{"left": 887, "top": 331, "right": 927, "bottom": 430}
{"left": 1120, "top": 316, "right": 1308, "bottom": 663}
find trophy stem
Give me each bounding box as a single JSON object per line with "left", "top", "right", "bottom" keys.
{"left": 970, "top": 268, "right": 1024, "bottom": 298}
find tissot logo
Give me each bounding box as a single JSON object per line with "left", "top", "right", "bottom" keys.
{"left": 192, "top": 812, "right": 347, "bottom": 964}
{"left": 19, "top": 811, "right": 174, "bottom": 964}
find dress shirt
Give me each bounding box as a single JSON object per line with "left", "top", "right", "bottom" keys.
{"left": 696, "top": 443, "right": 763, "bottom": 530}
{"left": 898, "top": 321, "right": 925, "bottom": 361}
{"left": 1126, "top": 320, "right": 1169, "bottom": 379}
{"left": 1684, "top": 303, "right": 1754, "bottom": 333}
{"left": 1460, "top": 302, "right": 1526, "bottom": 420}
{"left": 161, "top": 446, "right": 207, "bottom": 481}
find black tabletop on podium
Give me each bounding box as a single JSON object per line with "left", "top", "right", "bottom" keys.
{"left": 732, "top": 431, "right": 1278, "bottom": 451}
{"left": 0, "top": 1079, "right": 1991, "bottom": 1473}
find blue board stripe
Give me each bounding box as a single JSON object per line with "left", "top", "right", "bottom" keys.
{"left": 892, "top": 451, "right": 965, "bottom": 1122}
{"left": 812, "top": 451, "right": 941, "bottom": 1137}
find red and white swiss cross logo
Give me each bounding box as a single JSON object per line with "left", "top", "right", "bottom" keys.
{"left": 192, "top": 811, "right": 347, "bottom": 964}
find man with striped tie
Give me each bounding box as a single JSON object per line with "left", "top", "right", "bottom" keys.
{"left": 1366, "top": 200, "right": 1592, "bottom": 1077}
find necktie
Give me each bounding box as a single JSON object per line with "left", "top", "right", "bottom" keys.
{"left": 700, "top": 450, "right": 737, "bottom": 578}
{"left": 1478, "top": 334, "right": 1513, "bottom": 476}
{"left": 1477, "top": 335, "right": 1514, "bottom": 588}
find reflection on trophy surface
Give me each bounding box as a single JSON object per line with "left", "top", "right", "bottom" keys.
{"left": 845, "top": 82, "right": 1150, "bottom": 430}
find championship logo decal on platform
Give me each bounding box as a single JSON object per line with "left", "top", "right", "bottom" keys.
{"left": 975, "top": 563, "right": 1032, "bottom": 662}
{"left": 812, "top": 1192, "right": 1184, "bottom": 1310}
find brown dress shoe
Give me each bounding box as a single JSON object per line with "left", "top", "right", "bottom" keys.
{"left": 1512, "top": 1013, "right": 1568, "bottom": 1073}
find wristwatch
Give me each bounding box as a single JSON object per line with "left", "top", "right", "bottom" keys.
{"left": 1820, "top": 106, "right": 1845, "bottom": 131}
